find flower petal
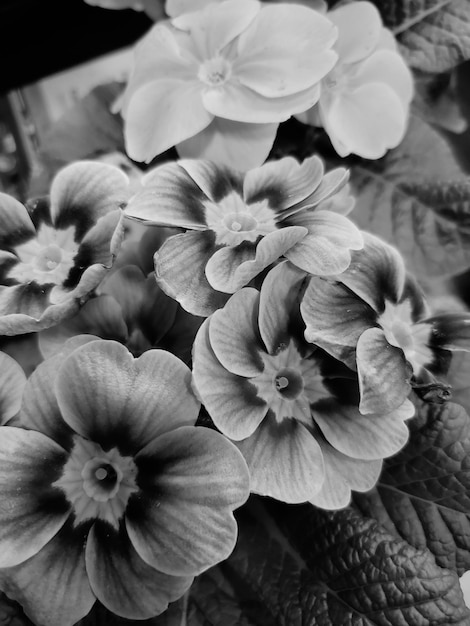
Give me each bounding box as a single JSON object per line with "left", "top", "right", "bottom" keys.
{"left": 0, "top": 521, "right": 94, "bottom": 626}
{"left": 258, "top": 260, "right": 307, "bottom": 355}
{"left": 166, "top": 0, "right": 216, "bottom": 18}
{"left": 0, "top": 193, "right": 35, "bottom": 249}
{"left": 126, "top": 161, "right": 208, "bottom": 229}
{"left": 309, "top": 440, "right": 382, "bottom": 510}
{"left": 124, "top": 79, "right": 213, "bottom": 163}
{"left": 425, "top": 313, "right": 470, "bottom": 352}
{"left": 351, "top": 49, "right": 413, "bottom": 107}
{"left": 177, "top": 118, "right": 278, "bottom": 171}
{"left": 86, "top": 522, "right": 192, "bottom": 620}
{"left": 0, "top": 427, "right": 70, "bottom": 568}
{"left": 127, "top": 425, "right": 250, "bottom": 576}
{"left": 236, "top": 412, "right": 325, "bottom": 503}
{"left": 0, "top": 352, "right": 26, "bottom": 425}
{"left": 329, "top": 1, "right": 382, "bottom": 63}
{"left": 313, "top": 397, "right": 414, "bottom": 460}
{"left": 204, "top": 226, "right": 307, "bottom": 293}
{"left": 178, "top": 159, "right": 243, "bottom": 203}
{"left": 50, "top": 161, "right": 129, "bottom": 240}
{"left": 356, "top": 327, "right": 411, "bottom": 414}
{"left": 55, "top": 340, "right": 200, "bottom": 456}
{"left": 0, "top": 292, "right": 80, "bottom": 336}
{"left": 155, "top": 230, "right": 230, "bottom": 316}
{"left": 209, "top": 288, "right": 264, "bottom": 377}
{"left": 301, "top": 276, "right": 376, "bottom": 369}
{"left": 235, "top": 3, "right": 337, "bottom": 97}
{"left": 192, "top": 319, "right": 268, "bottom": 440}
{"left": 242, "top": 155, "right": 324, "bottom": 210}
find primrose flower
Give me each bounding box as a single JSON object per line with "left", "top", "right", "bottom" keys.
{"left": 125, "top": 155, "right": 362, "bottom": 316}
{"left": 0, "top": 161, "right": 129, "bottom": 336}
{"left": 297, "top": 1, "right": 414, "bottom": 159}
{"left": 0, "top": 340, "right": 249, "bottom": 625}
{"left": 192, "top": 261, "right": 414, "bottom": 509}
{"left": 301, "top": 233, "right": 470, "bottom": 415}
{"left": 119, "top": 0, "right": 338, "bottom": 170}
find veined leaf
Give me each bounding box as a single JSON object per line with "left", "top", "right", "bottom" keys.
{"left": 349, "top": 114, "right": 470, "bottom": 279}
{"left": 354, "top": 400, "right": 470, "bottom": 577}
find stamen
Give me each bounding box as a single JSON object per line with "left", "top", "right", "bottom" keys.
{"left": 275, "top": 376, "right": 289, "bottom": 390}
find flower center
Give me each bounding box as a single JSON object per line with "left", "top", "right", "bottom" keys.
{"left": 223, "top": 212, "right": 257, "bottom": 233}
{"left": 274, "top": 368, "right": 304, "bottom": 400}
{"left": 35, "top": 244, "right": 63, "bottom": 272}
{"left": 53, "top": 436, "right": 138, "bottom": 529}
{"left": 198, "top": 56, "right": 232, "bottom": 87}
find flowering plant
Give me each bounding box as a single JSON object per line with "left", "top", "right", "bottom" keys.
{"left": 3, "top": 0, "right": 470, "bottom": 624}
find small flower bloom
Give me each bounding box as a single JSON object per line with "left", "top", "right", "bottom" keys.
{"left": 0, "top": 340, "right": 249, "bottom": 625}
{"left": 0, "top": 161, "right": 129, "bottom": 335}
{"left": 301, "top": 233, "right": 470, "bottom": 414}
{"left": 119, "top": 0, "right": 338, "bottom": 169}
{"left": 192, "top": 261, "right": 414, "bottom": 509}
{"left": 297, "top": 1, "right": 414, "bottom": 159}
{"left": 125, "top": 155, "right": 362, "bottom": 316}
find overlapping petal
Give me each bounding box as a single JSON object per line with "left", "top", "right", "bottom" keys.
{"left": 0, "top": 352, "right": 26, "bottom": 425}
{"left": 328, "top": 1, "right": 382, "bottom": 63}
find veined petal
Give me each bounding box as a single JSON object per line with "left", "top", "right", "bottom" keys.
{"left": 87, "top": 522, "right": 192, "bottom": 619}
{"left": 0, "top": 427, "right": 70, "bottom": 568}
{"left": 292, "top": 167, "right": 350, "bottom": 213}
{"left": 55, "top": 341, "right": 200, "bottom": 456}
{"left": 0, "top": 293, "right": 80, "bottom": 336}
{"left": 0, "top": 521, "right": 94, "bottom": 626}
{"left": 124, "top": 79, "right": 213, "bottom": 163}
{"left": 192, "top": 319, "right": 268, "bottom": 440}
{"left": 178, "top": 159, "right": 243, "bottom": 203}
{"left": 177, "top": 118, "right": 278, "bottom": 171}
{"left": 313, "top": 397, "right": 414, "bottom": 460}
{"left": 301, "top": 276, "right": 376, "bottom": 369}
{"left": 235, "top": 4, "right": 337, "bottom": 97}
{"left": 329, "top": 1, "right": 382, "bottom": 64}
{"left": 205, "top": 226, "right": 307, "bottom": 293}
{"left": 50, "top": 161, "right": 129, "bottom": 240}
{"left": 209, "top": 288, "right": 264, "bottom": 377}
{"left": 309, "top": 441, "right": 382, "bottom": 510}
{"left": 0, "top": 352, "right": 26, "bottom": 425}
{"left": 155, "top": 231, "right": 230, "bottom": 316}
{"left": 243, "top": 155, "right": 324, "bottom": 210}
{"left": 126, "top": 161, "right": 208, "bottom": 229}
{"left": 356, "top": 327, "right": 412, "bottom": 414}
{"left": 425, "top": 313, "right": 470, "bottom": 352}
{"left": 236, "top": 412, "right": 325, "bottom": 503}
{"left": 0, "top": 193, "right": 35, "bottom": 249}
{"left": 258, "top": 260, "right": 307, "bottom": 355}
{"left": 127, "top": 426, "right": 250, "bottom": 576}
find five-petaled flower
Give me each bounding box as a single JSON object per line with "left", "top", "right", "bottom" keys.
{"left": 192, "top": 261, "right": 414, "bottom": 509}
{"left": 119, "top": 0, "right": 338, "bottom": 169}
{"left": 125, "top": 155, "right": 362, "bottom": 316}
{"left": 0, "top": 339, "right": 249, "bottom": 625}
{"left": 297, "top": 1, "right": 414, "bottom": 159}
{"left": 0, "top": 161, "right": 130, "bottom": 336}
{"left": 301, "top": 233, "right": 470, "bottom": 414}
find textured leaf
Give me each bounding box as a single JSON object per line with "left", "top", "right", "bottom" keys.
{"left": 349, "top": 114, "right": 470, "bottom": 279}
{"left": 369, "top": 0, "right": 470, "bottom": 72}
{"left": 225, "top": 499, "right": 470, "bottom": 625}
{"left": 354, "top": 400, "right": 470, "bottom": 576}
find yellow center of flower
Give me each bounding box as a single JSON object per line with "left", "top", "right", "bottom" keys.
{"left": 35, "top": 244, "right": 63, "bottom": 272}
{"left": 198, "top": 56, "right": 232, "bottom": 87}
{"left": 53, "top": 436, "right": 138, "bottom": 529}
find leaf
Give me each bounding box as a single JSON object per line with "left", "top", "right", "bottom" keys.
{"left": 369, "top": 0, "right": 470, "bottom": 73}
{"left": 349, "top": 114, "right": 470, "bottom": 279}
{"left": 224, "top": 498, "right": 470, "bottom": 625}
{"left": 354, "top": 400, "right": 470, "bottom": 577}
{"left": 412, "top": 70, "right": 468, "bottom": 134}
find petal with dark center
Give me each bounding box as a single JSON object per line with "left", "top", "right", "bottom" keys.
{"left": 86, "top": 521, "right": 192, "bottom": 620}
{"left": 179, "top": 159, "right": 243, "bottom": 203}
{"left": 209, "top": 288, "right": 263, "bottom": 377}
{"left": 155, "top": 231, "right": 229, "bottom": 317}
{"left": 0, "top": 193, "right": 36, "bottom": 249}
{"left": 236, "top": 412, "right": 325, "bottom": 503}
{"left": 55, "top": 340, "right": 200, "bottom": 456}
{"left": 0, "top": 427, "right": 70, "bottom": 568}
{"left": 0, "top": 520, "right": 94, "bottom": 626}
{"left": 192, "top": 319, "right": 268, "bottom": 440}
{"left": 0, "top": 352, "right": 26, "bottom": 425}
{"left": 426, "top": 313, "right": 470, "bottom": 352}
{"left": 127, "top": 425, "right": 250, "bottom": 576}
{"left": 356, "top": 327, "right": 411, "bottom": 414}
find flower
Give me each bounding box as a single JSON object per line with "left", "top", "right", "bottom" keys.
{"left": 0, "top": 351, "right": 26, "bottom": 425}
{"left": 119, "top": 0, "right": 338, "bottom": 170}
{"left": 84, "top": 0, "right": 165, "bottom": 19}
{"left": 0, "top": 161, "right": 129, "bottom": 335}
{"left": 0, "top": 339, "right": 249, "bottom": 625}
{"left": 165, "top": 0, "right": 328, "bottom": 18}
{"left": 192, "top": 260, "right": 414, "bottom": 509}
{"left": 300, "top": 233, "right": 470, "bottom": 414}
{"left": 297, "top": 1, "right": 414, "bottom": 159}
{"left": 125, "top": 155, "right": 362, "bottom": 316}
